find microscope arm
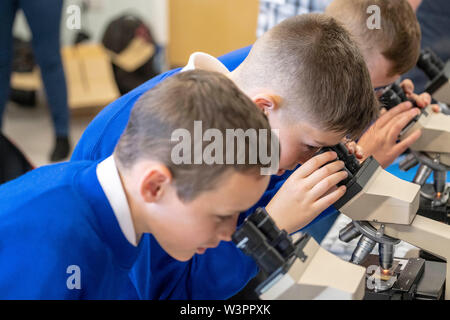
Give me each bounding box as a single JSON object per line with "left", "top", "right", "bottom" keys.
{"left": 401, "top": 105, "right": 450, "bottom": 163}
{"left": 372, "top": 215, "right": 450, "bottom": 300}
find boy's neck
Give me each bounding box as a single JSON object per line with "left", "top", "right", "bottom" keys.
{"left": 227, "top": 67, "right": 259, "bottom": 101}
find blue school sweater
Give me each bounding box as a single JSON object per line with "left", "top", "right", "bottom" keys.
{"left": 0, "top": 162, "right": 141, "bottom": 299}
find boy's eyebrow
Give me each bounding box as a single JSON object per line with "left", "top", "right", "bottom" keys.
{"left": 312, "top": 140, "right": 326, "bottom": 146}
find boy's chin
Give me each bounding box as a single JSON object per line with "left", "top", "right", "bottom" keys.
{"left": 166, "top": 249, "right": 196, "bottom": 262}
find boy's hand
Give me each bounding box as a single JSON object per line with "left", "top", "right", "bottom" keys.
{"left": 357, "top": 101, "right": 422, "bottom": 168}
{"left": 400, "top": 79, "right": 440, "bottom": 112}
{"left": 266, "top": 151, "right": 348, "bottom": 234}
{"left": 344, "top": 139, "right": 364, "bottom": 160}
{"left": 357, "top": 79, "right": 441, "bottom": 168}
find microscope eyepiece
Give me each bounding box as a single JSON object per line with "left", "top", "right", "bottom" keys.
{"left": 316, "top": 143, "right": 361, "bottom": 187}
{"left": 417, "top": 48, "right": 445, "bottom": 80}
{"left": 379, "top": 83, "right": 419, "bottom": 111}
{"left": 232, "top": 216, "right": 285, "bottom": 275}
{"left": 379, "top": 88, "right": 403, "bottom": 110}
{"left": 232, "top": 208, "right": 298, "bottom": 274}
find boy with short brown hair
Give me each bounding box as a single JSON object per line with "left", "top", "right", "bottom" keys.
{"left": 327, "top": 0, "right": 421, "bottom": 83}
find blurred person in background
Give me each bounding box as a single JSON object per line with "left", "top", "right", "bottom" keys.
{"left": 0, "top": 0, "right": 70, "bottom": 162}
{"left": 258, "top": 0, "right": 449, "bottom": 95}
{"left": 257, "top": 0, "right": 332, "bottom": 37}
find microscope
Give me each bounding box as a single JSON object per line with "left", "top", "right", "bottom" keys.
{"left": 323, "top": 143, "right": 450, "bottom": 300}
{"left": 232, "top": 207, "right": 366, "bottom": 300}
{"left": 379, "top": 82, "right": 450, "bottom": 223}
{"left": 233, "top": 143, "right": 450, "bottom": 300}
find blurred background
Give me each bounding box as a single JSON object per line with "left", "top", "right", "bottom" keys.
{"left": 3, "top": 0, "right": 259, "bottom": 167}
{"left": 2, "top": 0, "right": 448, "bottom": 170}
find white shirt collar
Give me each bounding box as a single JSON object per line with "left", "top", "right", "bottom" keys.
{"left": 181, "top": 52, "right": 230, "bottom": 74}
{"left": 96, "top": 155, "right": 138, "bottom": 247}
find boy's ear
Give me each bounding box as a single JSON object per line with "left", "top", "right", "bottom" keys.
{"left": 139, "top": 165, "right": 172, "bottom": 203}
{"left": 252, "top": 94, "right": 282, "bottom": 115}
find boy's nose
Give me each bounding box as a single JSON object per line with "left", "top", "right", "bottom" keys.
{"left": 218, "top": 228, "right": 233, "bottom": 242}
{"left": 218, "top": 217, "right": 239, "bottom": 242}
{"left": 219, "top": 233, "right": 232, "bottom": 242}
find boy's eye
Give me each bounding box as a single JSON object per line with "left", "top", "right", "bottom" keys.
{"left": 306, "top": 145, "right": 320, "bottom": 151}
{"left": 215, "top": 213, "right": 237, "bottom": 223}
{"left": 216, "top": 215, "right": 231, "bottom": 222}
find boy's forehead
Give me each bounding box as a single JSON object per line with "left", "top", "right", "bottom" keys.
{"left": 196, "top": 172, "right": 270, "bottom": 211}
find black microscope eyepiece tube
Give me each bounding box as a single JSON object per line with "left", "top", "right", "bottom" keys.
{"left": 392, "top": 83, "right": 409, "bottom": 102}
{"left": 380, "top": 88, "right": 403, "bottom": 110}
{"left": 379, "top": 83, "right": 422, "bottom": 133}
{"left": 316, "top": 143, "right": 360, "bottom": 187}
{"left": 389, "top": 83, "right": 419, "bottom": 107}
{"left": 247, "top": 207, "right": 295, "bottom": 258}
{"left": 337, "top": 143, "right": 361, "bottom": 175}
{"left": 417, "top": 48, "right": 445, "bottom": 80}
{"left": 232, "top": 219, "right": 285, "bottom": 275}
{"left": 247, "top": 207, "right": 278, "bottom": 241}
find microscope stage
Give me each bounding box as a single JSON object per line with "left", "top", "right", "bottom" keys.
{"left": 361, "top": 254, "right": 445, "bottom": 300}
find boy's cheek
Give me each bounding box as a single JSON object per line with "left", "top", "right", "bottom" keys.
{"left": 173, "top": 227, "right": 215, "bottom": 255}
{"left": 159, "top": 234, "right": 200, "bottom": 261}
{"left": 279, "top": 148, "right": 300, "bottom": 169}
{"left": 297, "top": 152, "right": 316, "bottom": 165}
{"left": 293, "top": 149, "right": 316, "bottom": 166}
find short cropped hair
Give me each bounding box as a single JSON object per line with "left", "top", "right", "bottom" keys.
{"left": 115, "top": 70, "right": 275, "bottom": 202}
{"left": 235, "top": 13, "right": 379, "bottom": 139}
{"left": 326, "top": 0, "right": 421, "bottom": 77}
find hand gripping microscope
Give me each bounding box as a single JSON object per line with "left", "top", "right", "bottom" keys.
{"left": 379, "top": 81, "right": 450, "bottom": 222}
